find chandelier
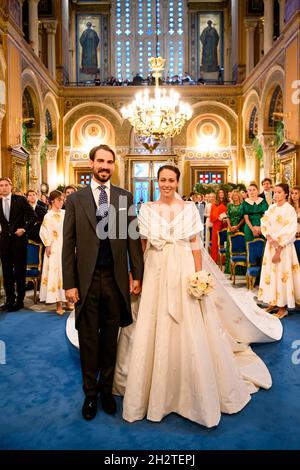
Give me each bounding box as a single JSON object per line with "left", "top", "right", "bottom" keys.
{"left": 121, "top": 57, "right": 193, "bottom": 152}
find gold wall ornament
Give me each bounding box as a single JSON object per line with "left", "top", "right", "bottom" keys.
{"left": 279, "top": 153, "right": 296, "bottom": 187}
{"left": 121, "top": 57, "right": 193, "bottom": 152}
{"left": 272, "top": 112, "right": 292, "bottom": 120}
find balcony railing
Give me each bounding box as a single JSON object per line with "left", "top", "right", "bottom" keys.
{"left": 65, "top": 79, "right": 237, "bottom": 87}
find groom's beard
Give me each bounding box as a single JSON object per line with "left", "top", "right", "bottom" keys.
{"left": 93, "top": 169, "right": 111, "bottom": 183}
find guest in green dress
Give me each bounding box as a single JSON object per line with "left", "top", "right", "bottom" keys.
{"left": 225, "top": 190, "right": 245, "bottom": 274}
{"left": 241, "top": 183, "right": 268, "bottom": 243}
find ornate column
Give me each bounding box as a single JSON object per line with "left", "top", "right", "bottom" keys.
{"left": 64, "top": 148, "right": 71, "bottom": 186}
{"left": 28, "top": 133, "right": 43, "bottom": 191}
{"left": 264, "top": 0, "right": 274, "bottom": 54}
{"left": 44, "top": 145, "right": 58, "bottom": 191}
{"left": 279, "top": 0, "right": 286, "bottom": 33}
{"left": 38, "top": 22, "right": 44, "bottom": 60}
{"left": 28, "top": 0, "right": 40, "bottom": 55}
{"left": 0, "top": 106, "right": 6, "bottom": 174}
{"left": 243, "top": 145, "right": 259, "bottom": 184}
{"left": 260, "top": 134, "right": 276, "bottom": 180}
{"left": 43, "top": 20, "right": 57, "bottom": 79}
{"left": 230, "top": 148, "right": 238, "bottom": 183}
{"left": 258, "top": 20, "right": 264, "bottom": 59}
{"left": 176, "top": 154, "right": 185, "bottom": 196}
{"left": 115, "top": 148, "right": 127, "bottom": 188}
{"left": 244, "top": 19, "right": 257, "bottom": 75}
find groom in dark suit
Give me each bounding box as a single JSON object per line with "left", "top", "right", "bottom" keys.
{"left": 62, "top": 144, "right": 144, "bottom": 420}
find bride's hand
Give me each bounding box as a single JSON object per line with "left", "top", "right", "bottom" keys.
{"left": 131, "top": 280, "right": 142, "bottom": 295}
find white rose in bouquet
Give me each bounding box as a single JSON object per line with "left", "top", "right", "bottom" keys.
{"left": 187, "top": 271, "right": 214, "bottom": 299}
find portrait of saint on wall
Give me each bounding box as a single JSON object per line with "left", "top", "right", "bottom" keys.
{"left": 247, "top": 0, "right": 264, "bottom": 15}
{"left": 76, "top": 15, "right": 101, "bottom": 82}
{"left": 280, "top": 155, "right": 296, "bottom": 187}
{"left": 198, "top": 12, "right": 223, "bottom": 78}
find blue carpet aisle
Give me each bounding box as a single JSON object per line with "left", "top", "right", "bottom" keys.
{"left": 0, "top": 309, "right": 299, "bottom": 450}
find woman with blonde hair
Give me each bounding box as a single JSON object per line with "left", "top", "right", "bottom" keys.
{"left": 224, "top": 190, "right": 245, "bottom": 274}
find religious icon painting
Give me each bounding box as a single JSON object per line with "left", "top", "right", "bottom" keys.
{"left": 76, "top": 15, "right": 101, "bottom": 82}
{"left": 198, "top": 12, "right": 224, "bottom": 80}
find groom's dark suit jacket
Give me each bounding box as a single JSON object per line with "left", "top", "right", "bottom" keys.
{"left": 62, "top": 184, "right": 144, "bottom": 328}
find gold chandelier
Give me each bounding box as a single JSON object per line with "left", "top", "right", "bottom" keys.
{"left": 121, "top": 57, "right": 193, "bottom": 152}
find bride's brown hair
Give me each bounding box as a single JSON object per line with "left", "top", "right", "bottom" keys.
{"left": 157, "top": 165, "right": 181, "bottom": 181}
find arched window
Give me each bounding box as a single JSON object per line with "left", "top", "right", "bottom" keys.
{"left": 113, "top": 0, "right": 185, "bottom": 81}
{"left": 249, "top": 106, "right": 258, "bottom": 140}
{"left": 269, "top": 85, "right": 283, "bottom": 127}
{"left": 45, "top": 109, "right": 53, "bottom": 141}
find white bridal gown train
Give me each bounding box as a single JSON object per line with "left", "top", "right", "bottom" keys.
{"left": 67, "top": 202, "right": 283, "bottom": 428}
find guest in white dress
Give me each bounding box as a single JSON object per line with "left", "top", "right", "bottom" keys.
{"left": 258, "top": 183, "right": 300, "bottom": 319}
{"left": 39, "top": 190, "right": 66, "bottom": 315}
{"left": 113, "top": 165, "right": 283, "bottom": 428}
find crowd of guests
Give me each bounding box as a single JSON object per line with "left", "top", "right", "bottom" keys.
{"left": 0, "top": 179, "right": 77, "bottom": 314}
{"left": 73, "top": 71, "right": 227, "bottom": 87}
{"left": 1, "top": 176, "right": 300, "bottom": 319}
{"left": 186, "top": 178, "right": 300, "bottom": 319}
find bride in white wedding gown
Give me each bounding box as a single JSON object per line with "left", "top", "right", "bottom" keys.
{"left": 66, "top": 164, "right": 283, "bottom": 428}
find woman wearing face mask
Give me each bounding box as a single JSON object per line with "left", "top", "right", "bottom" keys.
{"left": 258, "top": 183, "right": 300, "bottom": 319}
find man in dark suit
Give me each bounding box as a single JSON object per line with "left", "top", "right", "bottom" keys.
{"left": 62, "top": 144, "right": 144, "bottom": 420}
{"left": 26, "top": 189, "right": 47, "bottom": 243}
{"left": 259, "top": 177, "right": 274, "bottom": 206}
{"left": 0, "top": 178, "right": 36, "bottom": 311}
{"left": 195, "top": 193, "right": 206, "bottom": 241}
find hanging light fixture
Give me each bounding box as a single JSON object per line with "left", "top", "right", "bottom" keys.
{"left": 121, "top": 57, "right": 193, "bottom": 152}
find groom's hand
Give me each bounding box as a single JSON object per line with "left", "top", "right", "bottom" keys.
{"left": 66, "top": 288, "right": 80, "bottom": 304}
{"left": 131, "top": 280, "right": 141, "bottom": 295}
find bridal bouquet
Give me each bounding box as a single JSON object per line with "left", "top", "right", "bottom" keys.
{"left": 188, "top": 270, "right": 214, "bottom": 299}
